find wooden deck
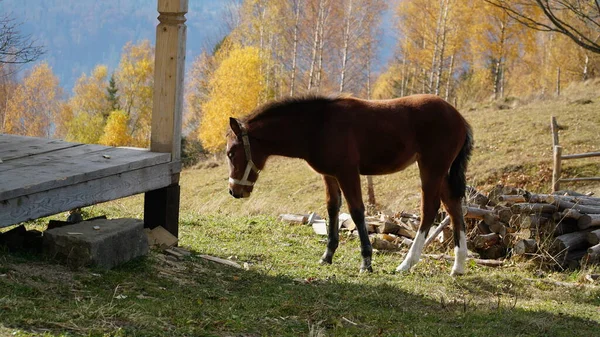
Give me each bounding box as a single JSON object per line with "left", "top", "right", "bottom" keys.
{"left": 0, "top": 134, "right": 180, "bottom": 228}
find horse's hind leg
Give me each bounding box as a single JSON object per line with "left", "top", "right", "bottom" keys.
{"left": 441, "top": 182, "right": 467, "bottom": 276}
{"left": 320, "top": 175, "right": 342, "bottom": 265}
{"left": 396, "top": 175, "right": 442, "bottom": 273}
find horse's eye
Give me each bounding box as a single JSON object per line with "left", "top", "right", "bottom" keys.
{"left": 227, "top": 152, "right": 234, "bottom": 159}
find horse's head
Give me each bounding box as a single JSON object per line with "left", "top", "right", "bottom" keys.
{"left": 226, "top": 117, "right": 262, "bottom": 199}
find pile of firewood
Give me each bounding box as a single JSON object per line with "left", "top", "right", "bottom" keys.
{"left": 462, "top": 185, "right": 600, "bottom": 269}
{"left": 279, "top": 185, "right": 600, "bottom": 270}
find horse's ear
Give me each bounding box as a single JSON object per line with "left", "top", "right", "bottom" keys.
{"left": 229, "top": 117, "right": 242, "bottom": 136}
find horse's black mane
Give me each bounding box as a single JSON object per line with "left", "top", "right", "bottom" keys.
{"left": 242, "top": 94, "right": 343, "bottom": 124}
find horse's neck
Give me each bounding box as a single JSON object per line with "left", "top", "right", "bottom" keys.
{"left": 250, "top": 116, "right": 310, "bottom": 160}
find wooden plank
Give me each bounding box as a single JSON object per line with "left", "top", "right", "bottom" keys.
{"left": 0, "top": 162, "right": 180, "bottom": 228}
{"left": 0, "top": 143, "right": 109, "bottom": 172}
{"left": 562, "top": 152, "right": 600, "bottom": 160}
{"left": 0, "top": 135, "right": 82, "bottom": 161}
{"left": 560, "top": 177, "right": 600, "bottom": 182}
{"left": 151, "top": 0, "right": 187, "bottom": 161}
{"left": 0, "top": 147, "right": 172, "bottom": 200}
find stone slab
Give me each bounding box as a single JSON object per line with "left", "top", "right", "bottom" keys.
{"left": 43, "top": 218, "right": 148, "bottom": 269}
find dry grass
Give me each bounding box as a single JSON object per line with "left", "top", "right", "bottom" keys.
{"left": 173, "top": 79, "right": 600, "bottom": 217}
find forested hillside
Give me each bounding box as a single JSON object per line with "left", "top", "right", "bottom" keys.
{"left": 0, "top": 0, "right": 598, "bottom": 160}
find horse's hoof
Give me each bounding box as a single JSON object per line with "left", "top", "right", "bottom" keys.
{"left": 450, "top": 268, "right": 465, "bottom": 277}
{"left": 359, "top": 266, "right": 373, "bottom": 273}
{"left": 319, "top": 258, "right": 332, "bottom": 265}
{"left": 395, "top": 264, "right": 411, "bottom": 273}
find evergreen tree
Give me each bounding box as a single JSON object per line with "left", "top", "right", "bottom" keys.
{"left": 106, "top": 73, "right": 120, "bottom": 116}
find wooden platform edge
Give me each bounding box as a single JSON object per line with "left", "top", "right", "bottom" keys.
{"left": 0, "top": 161, "right": 181, "bottom": 228}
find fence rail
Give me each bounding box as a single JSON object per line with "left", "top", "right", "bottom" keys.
{"left": 551, "top": 116, "right": 600, "bottom": 192}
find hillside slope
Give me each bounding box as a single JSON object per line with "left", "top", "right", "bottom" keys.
{"left": 172, "top": 80, "right": 600, "bottom": 218}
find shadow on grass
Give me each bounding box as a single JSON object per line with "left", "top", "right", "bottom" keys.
{"left": 1, "top": 248, "right": 599, "bottom": 337}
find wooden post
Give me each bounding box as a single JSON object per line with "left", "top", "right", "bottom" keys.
{"left": 144, "top": 0, "right": 188, "bottom": 237}
{"left": 550, "top": 116, "right": 559, "bottom": 148}
{"left": 366, "top": 176, "right": 376, "bottom": 206}
{"left": 551, "top": 116, "right": 560, "bottom": 193}
{"left": 552, "top": 145, "right": 562, "bottom": 193}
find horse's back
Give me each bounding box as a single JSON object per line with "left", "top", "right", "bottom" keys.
{"left": 329, "top": 94, "right": 469, "bottom": 175}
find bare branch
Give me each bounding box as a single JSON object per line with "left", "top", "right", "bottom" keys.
{"left": 485, "top": 0, "right": 600, "bottom": 54}
{"left": 0, "top": 12, "right": 45, "bottom": 64}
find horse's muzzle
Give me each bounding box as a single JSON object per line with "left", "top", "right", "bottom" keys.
{"left": 229, "top": 188, "right": 250, "bottom": 199}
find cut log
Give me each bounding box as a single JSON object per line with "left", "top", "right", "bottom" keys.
{"left": 511, "top": 203, "right": 558, "bottom": 214}
{"left": 487, "top": 185, "right": 527, "bottom": 204}
{"left": 577, "top": 214, "right": 600, "bottom": 230}
{"left": 466, "top": 186, "right": 491, "bottom": 207}
{"left": 462, "top": 206, "right": 493, "bottom": 220}
{"left": 551, "top": 231, "right": 590, "bottom": 254}
{"left": 477, "top": 221, "right": 492, "bottom": 234}
{"left": 495, "top": 207, "right": 512, "bottom": 223}
{"left": 376, "top": 221, "right": 400, "bottom": 235}
{"left": 472, "top": 233, "right": 501, "bottom": 250}
{"left": 555, "top": 209, "right": 583, "bottom": 221}
{"left": 277, "top": 214, "right": 308, "bottom": 224}
{"left": 514, "top": 239, "right": 537, "bottom": 255}
{"left": 551, "top": 199, "right": 600, "bottom": 214}
{"left": 340, "top": 217, "right": 356, "bottom": 231}
{"left": 520, "top": 215, "right": 550, "bottom": 229}
{"left": 587, "top": 243, "right": 600, "bottom": 256}
{"left": 479, "top": 245, "right": 507, "bottom": 259}
{"left": 544, "top": 194, "right": 600, "bottom": 206}
{"left": 587, "top": 229, "right": 600, "bottom": 245}
{"left": 553, "top": 220, "right": 580, "bottom": 236}
{"left": 497, "top": 195, "right": 526, "bottom": 204}
{"left": 370, "top": 235, "right": 400, "bottom": 251}
{"left": 488, "top": 222, "right": 507, "bottom": 237}
{"left": 586, "top": 244, "right": 600, "bottom": 264}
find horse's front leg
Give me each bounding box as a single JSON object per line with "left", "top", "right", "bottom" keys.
{"left": 336, "top": 171, "right": 373, "bottom": 273}
{"left": 320, "top": 175, "right": 342, "bottom": 265}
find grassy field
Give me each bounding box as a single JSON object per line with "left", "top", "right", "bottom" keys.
{"left": 1, "top": 81, "right": 600, "bottom": 336}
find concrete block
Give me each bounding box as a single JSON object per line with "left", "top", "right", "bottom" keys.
{"left": 43, "top": 218, "right": 148, "bottom": 269}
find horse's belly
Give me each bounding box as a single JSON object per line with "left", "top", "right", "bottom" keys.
{"left": 359, "top": 153, "right": 418, "bottom": 175}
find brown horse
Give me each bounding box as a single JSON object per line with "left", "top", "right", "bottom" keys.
{"left": 226, "top": 94, "right": 472, "bottom": 274}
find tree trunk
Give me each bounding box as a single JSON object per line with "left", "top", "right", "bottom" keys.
{"left": 339, "top": 0, "right": 353, "bottom": 93}
{"left": 289, "top": 0, "right": 300, "bottom": 96}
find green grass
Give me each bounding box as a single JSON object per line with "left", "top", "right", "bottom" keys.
{"left": 2, "top": 215, "right": 600, "bottom": 336}
{"left": 2, "top": 81, "right": 600, "bottom": 336}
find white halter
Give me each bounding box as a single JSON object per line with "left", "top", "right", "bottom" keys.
{"left": 228, "top": 127, "right": 260, "bottom": 186}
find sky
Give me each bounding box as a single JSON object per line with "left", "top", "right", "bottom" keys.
{"left": 1, "top": 0, "right": 397, "bottom": 93}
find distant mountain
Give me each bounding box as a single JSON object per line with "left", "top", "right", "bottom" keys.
{"left": 1, "top": 0, "right": 397, "bottom": 94}
{"left": 1, "top": 0, "right": 230, "bottom": 91}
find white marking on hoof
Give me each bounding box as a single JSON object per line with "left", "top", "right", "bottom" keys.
{"left": 451, "top": 230, "right": 467, "bottom": 276}
{"left": 396, "top": 261, "right": 413, "bottom": 273}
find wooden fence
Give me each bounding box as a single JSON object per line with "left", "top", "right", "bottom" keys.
{"left": 551, "top": 116, "right": 600, "bottom": 192}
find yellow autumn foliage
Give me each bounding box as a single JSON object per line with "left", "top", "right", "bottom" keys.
{"left": 116, "top": 40, "right": 154, "bottom": 148}
{"left": 64, "top": 64, "right": 110, "bottom": 143}
{"left": 98, "top": 110, "right": 132, "bottom": 146}
{"left": 198, "top": 46, "right": 267, "bottom": 153}
{"left": 4, "top": 62, "right": 62, "bottom": 137}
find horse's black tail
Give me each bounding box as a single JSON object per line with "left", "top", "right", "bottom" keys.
{"left": 448, "top": 122, "right": 473, "bottom": 199}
